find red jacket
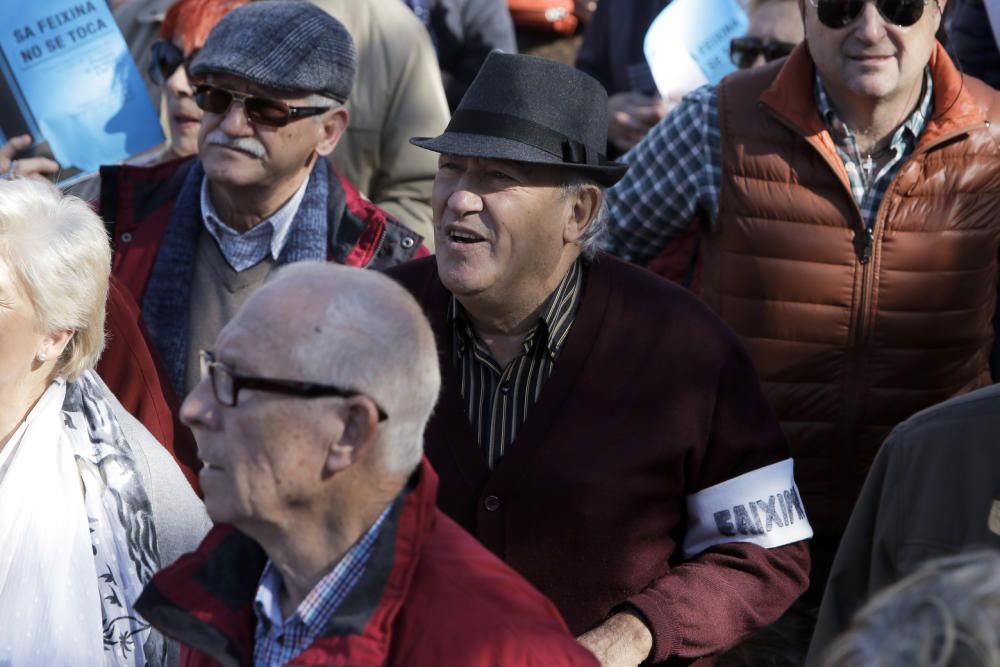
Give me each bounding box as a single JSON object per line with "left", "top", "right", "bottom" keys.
{"left": 135, "top": 459, "right": 599, "bottom": 667}
{"left": 97, "top": 275, "right": 200, "bottom": 491}
{"left": 96, "top": 157, "right": 428, "bottom": 482}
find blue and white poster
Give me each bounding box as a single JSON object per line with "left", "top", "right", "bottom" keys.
{"left": 644, "top": 0, "right": 749, "bottom": 100}
{"left": 0, "top": 1, "right": 164, "bottom": 178}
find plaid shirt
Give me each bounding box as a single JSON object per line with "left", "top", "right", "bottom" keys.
{"left": 252, "top": 503, "right": 392, "bottom": 667}
{"left": 602, "top": 69, "right": 933, "bottom": 267}
{"left": 201, "top": 173, "right": 309, "bottom": 272}
{"left": 816, "top": 69, "right": 933, "bottom": 229}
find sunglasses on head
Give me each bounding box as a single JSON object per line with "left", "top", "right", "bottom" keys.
{"left": 808, "top": 0, "right": 931, "bottom": 29}
{"left": 193, "top": 83, "right": 334, "bottom": 127}
{"left": 149, "top": 40, "right": 199, "bottom": 86}
{"left": 729, "top": 37, "right": 797, "bottom": 69}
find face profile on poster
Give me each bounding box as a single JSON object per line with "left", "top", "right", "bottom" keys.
{"left": 0, "top": 1, "right": 164, "bottom": 186}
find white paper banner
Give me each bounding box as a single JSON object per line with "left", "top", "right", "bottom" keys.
{"left": 644, "top": 0, "right": 748, "bottom": 100}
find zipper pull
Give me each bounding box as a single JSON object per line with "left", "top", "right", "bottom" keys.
{"left": 858, "top": 228, "right": 874, "bottom": 264}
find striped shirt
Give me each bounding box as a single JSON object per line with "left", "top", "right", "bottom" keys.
{"left": 201, "top": 174, "right": 309, "bottom": 272}
{"left": 451, "top": 260, "right": 584, "bottom": 469}
{"left": 252, "top": 503, "right": 392, "bottom": 667}
{"left": 602, "top": 68, "right": 934, "bottom": 266}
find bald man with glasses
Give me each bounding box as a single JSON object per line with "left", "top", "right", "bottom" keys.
{"left": 135, "top": 262, "right": 598, "bottom": 667}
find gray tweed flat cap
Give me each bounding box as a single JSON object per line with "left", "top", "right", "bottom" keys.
{"left": 189, "top": 0, "right": 356, "bottom": 103}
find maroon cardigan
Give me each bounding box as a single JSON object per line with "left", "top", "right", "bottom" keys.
{"left": 387, "top": 254, "right": 811, "bottom": 664}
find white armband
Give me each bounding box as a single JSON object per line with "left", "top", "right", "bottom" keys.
{"left": 683, "top": 458, "right": 813, "bottom": 559}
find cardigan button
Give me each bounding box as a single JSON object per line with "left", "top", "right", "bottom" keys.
{"left": 120, "top": 232, "right": 133, "bottom": 243}
{"left": 484, "top": 495, "right": 501, "bottom": 512}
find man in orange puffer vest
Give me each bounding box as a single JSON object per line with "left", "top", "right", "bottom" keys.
{"left": 603, "top": 0, "right": 1000, "bottom": 584}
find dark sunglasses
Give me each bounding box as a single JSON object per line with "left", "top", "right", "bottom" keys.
{"left": 193, "top": 83, "right": 333, "bottom": 127}
{"left": 149, "top": 40, "right": 199, "bottom": 85}
{"left": 809, "top": 0, "right": 930, "bottom": 28}
{"left": 729, "top": 37, "right": 797, "bottom": 69}
{"left": 199, "top": 350, "right": 389, "bottom": 420}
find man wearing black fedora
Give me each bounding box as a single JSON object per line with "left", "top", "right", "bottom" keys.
{"left": 386, "top": 52, "right": 813, "bottom": 665}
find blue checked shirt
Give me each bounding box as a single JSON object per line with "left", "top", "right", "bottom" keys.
{"left": 252, "top": 503, "right": 393, "bottom": 667}
{"left": 201, "top": 174, "right": 309, "bottom": 272}
{"left": 602, "top": 69, "right": 933, "bottom": 267}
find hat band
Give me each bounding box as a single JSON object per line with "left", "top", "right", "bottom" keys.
{"left": 446, "top": 109, "right": 604, "bottom": 167}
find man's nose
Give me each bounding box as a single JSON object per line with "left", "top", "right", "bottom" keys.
{"left": 852, "top": 2, "right": 889, "bottom": 44}
{"left": 219, "top": 99, "right": 254, "bottom": 135}
{"left": 446, "top": 185, "right": 485, "bottom": 216}
{"left": 181, "top": 378, "right": 220, "bottom": 431}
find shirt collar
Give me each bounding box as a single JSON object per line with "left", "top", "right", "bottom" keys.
{"left": 449, "top": 259, "right": 585, "bottom": 361}
{"left": 815, "top": 67, "right": 934, "bottom": 149}
{"left": 200, "top": 174, "right": 310, "bottom": 267}
{"left": 253, "top": 502, "right": 392, "bottom": 634}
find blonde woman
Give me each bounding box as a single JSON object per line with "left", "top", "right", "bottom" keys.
{"left": 0, "top": 178, "right": 209, "bottom": 666}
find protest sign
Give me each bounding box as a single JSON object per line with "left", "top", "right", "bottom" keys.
{"left": 0, "top": 1, "right": 164, "bottom": 182}
{"left": 644, "top": 0, "right": 748, "bottom": 100}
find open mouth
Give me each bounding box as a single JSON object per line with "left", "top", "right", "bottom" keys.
{"left": 447, "top": 230, "right": 486, "bottom": 244}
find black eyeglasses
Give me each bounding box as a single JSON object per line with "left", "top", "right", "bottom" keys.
{"left": 729, "top": 37, "right": 797, "bottom": 69}
{"left": 149, "top": 40, "right": 200, "bottom": 86}
{"left": 809, "top": 0, "right": 930, "bottom": 29}
{"left": 193, "top": 83, "right": 333, "bottom": 127}
{"left": 198, "top": 350, "right": 388, "bottom": 420}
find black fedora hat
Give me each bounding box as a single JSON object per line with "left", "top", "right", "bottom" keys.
{"left": 411, "top": 52, "right": 629, "bottom": 187}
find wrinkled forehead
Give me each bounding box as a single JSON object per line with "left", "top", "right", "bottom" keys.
{"left": 438, "top": 154, "right": 572, "bottom": 186}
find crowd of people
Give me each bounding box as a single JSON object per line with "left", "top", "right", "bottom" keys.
{"left": 2, "top": 0, "right": 1000, "bottom": 665}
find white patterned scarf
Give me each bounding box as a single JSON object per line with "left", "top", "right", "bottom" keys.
{"left": 0, "top": 371, "right": 164, "bottom": 667}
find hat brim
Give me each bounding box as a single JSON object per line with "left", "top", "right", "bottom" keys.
{"left": 411, "top": 132, "right": 629, "bottom": 187}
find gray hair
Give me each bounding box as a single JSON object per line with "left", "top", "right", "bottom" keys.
{"left": 276, "top": 263, "right": 441, "bottom": 475}
{"left": 561, "top": 175, "right": 608, "bottom": 261}
{"left": 822, "top": 550, "right": 1000, "bottom": 667}
{"left": 305, "top": 93, "right": 341, "bottom": 123}
{"left": 305, "top": 93, "right": 340, "bottom": 108}
{"left": 0, "top": 178, "right": 111, "bottom": 381}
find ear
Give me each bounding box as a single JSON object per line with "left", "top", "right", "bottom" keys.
{"left": 562, "top": 184, "right": 603, "bottom": 245}
{"left": 322, "top": 395, "right": 380, "bottom": 476}
{"left": 315, "top": 107, "right": 350, "bottom": 157}
{"left": 36, "top": 329, "right": 74, "bottom": 366}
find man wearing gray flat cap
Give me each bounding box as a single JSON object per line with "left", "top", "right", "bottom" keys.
{"left": 99, "top": 0, "right": 428, "bottom": 401}
{"left": 387, "top": 51, "right": 813, "bottom": 666}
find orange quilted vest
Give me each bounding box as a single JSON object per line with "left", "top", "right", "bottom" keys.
{"left": 703, "top": 43, "right": 1000, "bottom": 544}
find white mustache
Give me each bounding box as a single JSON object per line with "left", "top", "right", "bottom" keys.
{"left": 204, "top": 129, "right": 266, "bottom": 158}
